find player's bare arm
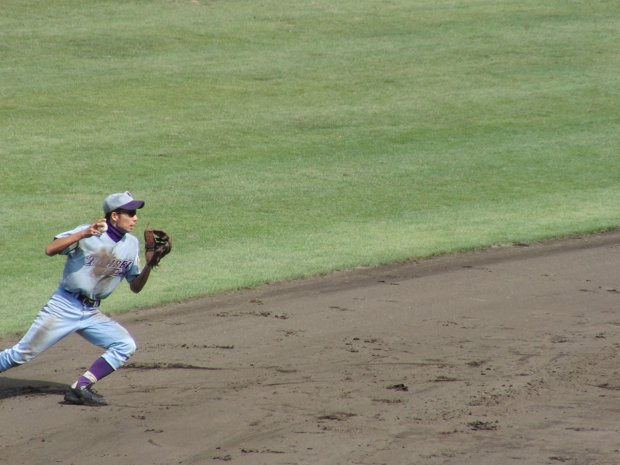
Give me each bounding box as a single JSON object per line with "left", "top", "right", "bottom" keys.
{"left": 45, "top": 219, "right": 107, "bottom": 256}
{"left": 129, "top": 265, "right": 152, "bottom": 294}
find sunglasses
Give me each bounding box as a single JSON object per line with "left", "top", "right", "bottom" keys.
{"left": 116, "top": 209, "right": 137, "bottom": 217}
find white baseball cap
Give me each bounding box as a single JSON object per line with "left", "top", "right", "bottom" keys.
{"left": 103, "top": 191, "right": 145, "bottom": 215}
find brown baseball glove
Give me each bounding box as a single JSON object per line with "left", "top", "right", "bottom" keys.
{"left": 144, "top": 229, "right": 172, "bottom": 267}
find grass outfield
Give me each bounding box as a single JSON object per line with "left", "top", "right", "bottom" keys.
{"left": 1, "top": 0, "right": 619, "bottom": 337}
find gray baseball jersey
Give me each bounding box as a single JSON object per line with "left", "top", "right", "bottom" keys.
{"left": 57, "top": 224, "right": 141, "bottom": 300}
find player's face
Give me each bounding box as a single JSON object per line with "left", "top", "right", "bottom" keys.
{"left": 113, "top": 209, "right": 138, "bottom": 233}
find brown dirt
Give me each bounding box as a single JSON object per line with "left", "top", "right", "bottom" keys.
{"left": 2, "top": 232, "right": 620, "bottom": 465}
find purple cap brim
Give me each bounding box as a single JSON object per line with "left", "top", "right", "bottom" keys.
{"left": 119, "top": 200, "right": 145, "bottom": 210}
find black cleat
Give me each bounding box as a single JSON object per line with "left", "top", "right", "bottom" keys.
{"left": 64, "top": 385, "right": 108, "bottom": 406}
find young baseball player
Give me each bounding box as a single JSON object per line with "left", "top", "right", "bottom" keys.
{"left": 0, "top": 191, "right": 169, "bottom": 406}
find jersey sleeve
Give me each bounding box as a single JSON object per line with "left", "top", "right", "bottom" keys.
{"left": 54, "top": 224, "right": 90, "bottom": 255}
{"left": 124, "top": 247, "right": 142, "bottom": 282}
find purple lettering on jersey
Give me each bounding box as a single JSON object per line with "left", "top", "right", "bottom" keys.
{"left": 85, "top": 254, "right": 134, "bottom": 277}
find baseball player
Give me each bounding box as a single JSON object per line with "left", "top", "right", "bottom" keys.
{"left": 0, "top": 191, "right": 170, "bottom": 406}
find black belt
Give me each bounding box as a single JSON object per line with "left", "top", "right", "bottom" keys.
{"left": 74, "top": 293, "right": 100, "bottom": 307}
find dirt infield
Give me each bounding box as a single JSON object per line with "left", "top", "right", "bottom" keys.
{"left": 1, "top": 232, "right": 620, "bottom": 465}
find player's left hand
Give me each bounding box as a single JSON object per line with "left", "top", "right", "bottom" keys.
{"left": 144, "top": 229, "right": 172, "bottom": 267}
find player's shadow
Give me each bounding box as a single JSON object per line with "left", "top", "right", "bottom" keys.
{"left": 0, "top": 377, "right": 67, "bottom": 400}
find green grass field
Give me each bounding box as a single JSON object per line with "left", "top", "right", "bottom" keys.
{"left": 1, "top": 0, "right": 619, "bottom": 337}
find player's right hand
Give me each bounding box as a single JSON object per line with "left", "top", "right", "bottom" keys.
{"left": 87, "top": 218, "right": 108, "bottom": 237}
